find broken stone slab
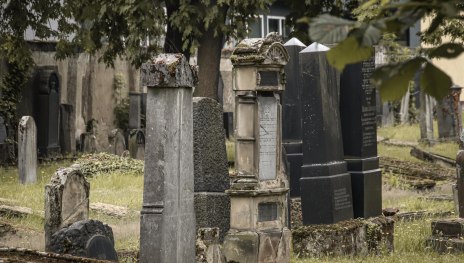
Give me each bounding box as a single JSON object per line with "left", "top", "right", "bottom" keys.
{"left": 410, "top": 146, "right": 455, "bottom": 168}
{"left": 0, "top": 205, "right": 33, "bottom": 218}
{"left": 49, "top": 219, "right": 118, "bottom": 261}
{"left": 426, "top": 237, "right": 464, "bottom": 253}
{"left": 431, "top": 218, "right": 464, "bottom": 238}
{"left": 0, "top": 221, "right": 16, "bottom": 238}
{"left": 89, "top": 203, "right": 129, "bottom": 217}
{"left": 395, "top": 210, "right": 453, "bottom": 221}
{"left": 0, "top": 247, "right": 115, "bottom": 262}
{"left": 292, "top": 217, "right": 394, "bottom": 258}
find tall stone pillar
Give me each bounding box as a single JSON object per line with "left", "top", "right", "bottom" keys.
{"left": 299, "top": 43, "right": 354, "bottom": 224}
{"left": 139, "top": 54, "right": 197, "bottom": 263}
{"left": 340, "top": 58, "right": 382, "bottom": 219}
{"left": 223, "top": 33, "right": 291, "bottom": 263}
{"left": 282, "top": 38, "right": 306, "bottom": 198}
{"left": 420, "top": 92, "right": 434, "bottom": 143}
{"left": 18, "top": 116, "right": 37, "bottom": 184}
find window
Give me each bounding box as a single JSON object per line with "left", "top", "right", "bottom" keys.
{"left": 267, "top": 16, "right": 287, "bottom": 38}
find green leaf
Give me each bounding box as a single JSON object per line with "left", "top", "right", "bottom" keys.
{"left": 309, "top": 14, "right": 355, "bottom": 44}
{"left": 326, "top": 37, "right": 373, "bottom": 71}
{"left": 429, "top": 43, "right": 464, "bottom": 59}
{"left": 374, "top": 57, "right": 426, "bottom": 101}
{"left": 420, "top": 62, "right": 452, "bottom": 99}
{"left": 349, "top": 22, "right": 383, "bottom": 46}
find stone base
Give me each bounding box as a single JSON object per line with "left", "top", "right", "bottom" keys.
{"left": 194, "top": 192, "right": 230, "bottom": 242}
{"left": 223, "top": 228, "right": 291, "bottom": 263}
{"left": 300, "top": 173, "right": 354, "bottom": 224}
{"left": 426, "top": 218, "right": 464, "bottom": 253}
{"left": 426, "top": 237, "right": 464, "bottom": 253}
{"left": 350, "top": 168, "right": 382, "bottom": 218}
{"left": 292, "top": 217, "right": 394, "bottom": 258}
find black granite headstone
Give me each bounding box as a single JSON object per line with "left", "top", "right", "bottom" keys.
{"left": 340, "top": 58, "right": 382, "bottom": 219}
{"left": 35, "top": 68, "right": 61, "bottom": 157}
{"left": 282, "top": 38, "right": 306, "bottom": 198}
{"left": 299, "top": 43, "right": 354, "bottom": 225}
{"left": 86, "top": 235, "right": 119, "bottom": 261}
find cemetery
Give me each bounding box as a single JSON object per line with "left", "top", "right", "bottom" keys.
{"left": 2, "top": 0, "right": 464, "bottom": 260}
{"left": 0, "top": 31, "right": 463, "bottom": 263}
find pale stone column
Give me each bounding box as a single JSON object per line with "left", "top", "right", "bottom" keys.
{"left": 18, "top": 116, "right": 37, "bottom": 184}
{"left": 139, "top": 54, "right": 197, "bottom": 263}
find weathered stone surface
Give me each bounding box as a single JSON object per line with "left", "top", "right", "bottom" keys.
{"left": 0, "top": 247, "right": 115, "bottom": 262}
{"left": 107, "top": 129, "right": 126, "bottom": 156}
{"left": 18, "top": 116, "right": 37, "bottom": 184}
{"left": 49, "top": 219, "right": 117, "bottom": 261}
{"left": 128, "top": 92, "right": 141, "bottom": 130}
{"left": 437, "top": 85, "right": 462, "bottom": 139}
{"left": 223, "top": 231, "right": 259, "bottom": 263}
{"left": 139, "top": 53, "right": 195, "bottom": 263}
{"left": 128, "top": 129, "right": 145, "bottom": 160}
{"left": 431, "top": 218, "right": 464, "bottom": 238}
{"left": 140, "top": 54, "right": 197, "bottom": 88}
{"left": 80, "top": 133, "right": 98, "bottom": 153}
{"left": 45, "top": 167, "right": 89, "bottom": 251}
{"left": 60, "top": 104, "right": 76, "bottom": 154}
{"left": 0, "top": 205, "right": 33, "bottom": 218}
{"left": 0, "top": 221, "right": 15, "bottom": 238}
{"left": 194, "top": 193, "right": 230, "bottom": 242}
{"left": 89, "top": 202, "right": 129, "bottom": 217}
{"left": 292, "top": 217, "right": 394, "bottom": 258}
{"left": 426, "top": 237, "right": 464, "bottom": 253}
{"left": 193, "top": 97, "right": 229, "bottom": 192}
{"left": 195, "top": 228, "right": 226, "bottom": 263}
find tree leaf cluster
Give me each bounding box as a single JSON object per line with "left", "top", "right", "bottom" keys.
{"left": 308, "top": 0, "right": 463, "bottom": 100}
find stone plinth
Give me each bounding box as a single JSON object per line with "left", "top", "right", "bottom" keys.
{"left": 18, "top": 116, "right": 37, "bottom": 184}
{"left": 427, "top": 218, "right": 464, "bottom": 253}
{"left": 340, "top": 59, "right": 382, "bottom": 218}
{"left": 299, "top": 43, "right": 353, "bottom": 224}
{"left": 44, "top": 167, "right": 89, "bottom": 251}
{"left": 139, "top": 54, "right": 196, "bottom": 263}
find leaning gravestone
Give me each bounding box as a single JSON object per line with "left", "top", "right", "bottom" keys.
{"left": 299, "top": 43, "right": 354, "bottom": 224}
{"left": 139, "top": 54, "right": 197, "bottom": 263}
{"left": 282, "top": 37, "right": 306, "bottom": 198}
{"left": 44, "top": 167, "right": 89, "bottom": 251}
{"left": 107, "top": 129, "right": 126, "bottom": 156}
{"left": 49, "top": 219, "right": 118, "bottom": 261}
{"left": 18, "top": 116, "right": 37, "bottom": 184}
{"left": 340, "top": 58, "right": 382, "bottom": 218}
{"left": 193, "top": 97, "right": 230, "bottom": 241}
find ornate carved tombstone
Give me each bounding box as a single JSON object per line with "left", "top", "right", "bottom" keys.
{"left": 223, "top": 33, "right": 291, "bottom": 263}
{"left": 35, "top": 67, "right": 61, "bottom": 157}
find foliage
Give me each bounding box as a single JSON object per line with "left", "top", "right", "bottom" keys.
{"left": 74, "top": 152, "right": 144, "bottom": 177}
{"left": 308, "top": 0, "right": 463, "bottom": 101}
{"left": 112, "top": 73, "right": 129, "bottom": 130}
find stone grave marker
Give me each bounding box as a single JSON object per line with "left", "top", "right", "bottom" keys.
{"left": 128, "top": 129, "right": 145, "bottom": 160}
{"left": 437, "top": 85, "right": 462, "bottom": 139}
{"left": 108, "top": 129, "right": 126, "bottom": 156}
{"left": 18, "top": 116, "right": 37, "bottom": 184}
{"left": 193, "top": 97, "right": 230, "bottom": 241}
{"left": 420, "top": 91, "right": 435, "bottom": 143}
{"left": 35, "top": 68, "right": 61, "bottom": 157}
{"left": 45, "top": 167, "right": 89, "bottom": 251}
{"left": 0, "top": 115, "right": 8, "bottom": 163}
{"left": 340, "top": 58, "right": 382, "bottom": 218}
{"left": 299, "top": 43, "right": 354, "bottom": 224}
{"left": 60, "top": 104, "right": 76, "bottom": 154}
{"left": 129, "top": 92, "right": 141, "bottom": 130}
{"left": 139, "top": 53, "right": 197, "bottom": 263}
{"left": 282, "top": 37, "right": 306, "bottom": 198}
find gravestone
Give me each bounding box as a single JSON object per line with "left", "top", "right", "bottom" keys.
{"left": 340, "top": 59, "right": 382, "bottom": 218}
{"left": 223, "top": 112, "right": 234, "bottom": 139}
{"left": 45, "top": 167, "right": 89, "bottom": 251}
{"left": 139, "top": 54, "right": 197, "bottom": 263}
{"left": 437, "top": 85, "right": 462, "bottom": 139}
{"left": 49, "top": 219, "right": 118, "bottom": 261}
{"left": 35, "top": 68, "right": 61, "bottom": 157}
{"left": 60, "top": 104, "right": 76, "bottom": 154}
{"left": 80, "top": 133, "right": 98, "bottom": 153}
{"left": 282, "top": 37, "right": 306, "bottom": 198}
{"left": 299, "top": 43, "right": 354, "bottom": 224}
{"left": 18, "top": 116, "right": 37, "bottom": 184}
{"left": 223, "top": 33, "right": 291, "bottom": 263}
{"left": 128, "top": 129, "right": 145, "bottom": 160}
{"left": 129, "top": 92, "right": 141, "bottom": 130}
{"left": 107, "top": 129, "right": 126, "bottom": 156}
{"left": 0, "top": 116, "right": 7, "bottom": 163}
{"left": 420, "top": 92, "right": 435, "bottom": 143}
{"left": 193, "top": 97, "right": 230, "bottom": 241}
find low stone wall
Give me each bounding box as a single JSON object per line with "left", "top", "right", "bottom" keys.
{"left": 292, "top": 217, "right": 394, "bottom": 258}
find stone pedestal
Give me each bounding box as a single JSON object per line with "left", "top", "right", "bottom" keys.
{"left": 139, "top": 54, "right": 196, "bottom": 263}
{"left": 299, "top": 43, "right": 353, "bottom": 225}
{"left": 18, "top": 116, "right": 37, "bottom": 184}
{"left": 282, "top": 38, "right": 306, "bottom": 198}
{"left": 340, "top": 59, "right": 382, "bottom": 218}
{"left": 223, "top": 33, "right": 291, "bottom": 263}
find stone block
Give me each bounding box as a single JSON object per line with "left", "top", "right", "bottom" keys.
{"left": 223, "top": 231, "right": 259, "bottom": 263}
{"left": 194, "top": 192, "right": 230, "bottom": 242}
{"left": 107, "top": 129, "right": 126, "bottom": 156}
{"left": 257, "top": 229, "right": 291, "bottom": 263}
{"left": 431, "top": 218, "right": 464, "bottom": 238}
{"left": 426, "top": 237, "right": 464, "bottom": 253}
{"left": 18, "top": 116, "right": 37, "bottom": 184}
{"left": 45, "top": 167, "right": 89, "bottom": 251}
{"left": 140, "top": 54, "right": 197, "bottom": 88}
{"left": 193, "top": 97, "right": 230, "bottom": 192}
{"left": 196, "top": 228, "right": 226, "bottom": 263}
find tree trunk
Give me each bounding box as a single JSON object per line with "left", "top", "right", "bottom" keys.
{"left": 164, "top": 1, "right": 190, "bottom": 60}
{"left": 195, "top": 27, "right": 224, "bottom": 100}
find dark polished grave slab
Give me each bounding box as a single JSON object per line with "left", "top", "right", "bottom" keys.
{"left": 340, "top": 59, "right": 382, "bottom": 218}
{"left": 299, "top": 43, "right": 353, "bottom": 225}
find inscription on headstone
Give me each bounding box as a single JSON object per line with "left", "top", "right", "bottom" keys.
{"left": 258, "top": 95, "right": 278, "bottom": 181}
{"left": 259, "top": 71, "right": 279, "bottom": 86}
{"left": 258, "top": 203, "right": 278, "bottom": 222}
{"left": 334, "top": 188, "right": 352, "bottom": 211}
